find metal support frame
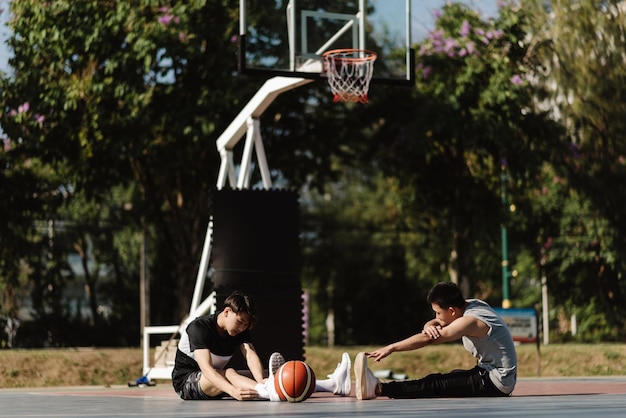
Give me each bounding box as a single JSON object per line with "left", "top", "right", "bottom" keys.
{"left": 215, "top": 75, "right": 314, "bottom": 189}
{"left": 142, "top": 76, "right": 313, "bottom": 381}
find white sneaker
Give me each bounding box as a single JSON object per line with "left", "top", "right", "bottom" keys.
{"left": 265, "top": 378, "right": 282, "bottom": 402}
{"left": 354, "top": 352, "right": 379, "bottom": 400}
{"left": 266, "top": 352, "right": 285, "bottom": 402}
{"left": 268, "top": 352, "right": 285, "bottom": 379}
{"left": 327, "top": 352, "right": 351, "bottom": 396}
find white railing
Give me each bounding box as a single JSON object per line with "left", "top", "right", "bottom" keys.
{"left": 142, "top": 291, "right": 217, "bottom": 380}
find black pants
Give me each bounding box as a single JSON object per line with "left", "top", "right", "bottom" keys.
{"left": 380, "top": 366, "right": 509, "bottom": 398}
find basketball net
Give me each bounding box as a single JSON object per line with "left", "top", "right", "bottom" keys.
{"left": 322, "top": 49, "right": 377, "bottom": 104}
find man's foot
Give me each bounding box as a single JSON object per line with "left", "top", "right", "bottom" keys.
{"left": 268, "top": 352, "right": 285, "bottom": 379}
{"left": 266, "top": 352, "right": 285, "bottom": 401}
{"left": 354, "top": 352, "right": 379, "bottom": 400}
{"left": 327, "top": 352, "right": 351, "bottom": 396}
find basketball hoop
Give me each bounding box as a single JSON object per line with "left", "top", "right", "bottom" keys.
{"left": 322, "top": 49, "right": 377, "bottom": 104}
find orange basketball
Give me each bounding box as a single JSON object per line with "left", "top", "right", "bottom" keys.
{"left": 273, "top": 360, "right": 316, "bottom": 402}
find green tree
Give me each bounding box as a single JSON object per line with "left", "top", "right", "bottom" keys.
{"left": 301, "top": 168, "right": 434, "bottom": 345}
{"left": 0, "top": 1, "right": 257, "bottom": 325}
{"left": 0, "top": 144, "right": 57, "bottom": 320}
{"left": 521, "top": 0, "right": 626, "bottom": 337}
{"left": 300, "top": 2, "right": 567, "bottom": 344}
{"left": 365, "top": 3, "right": 562, "bottom": 302}
{"left": 0, "top": 0, "right": 367, "bottom": 342}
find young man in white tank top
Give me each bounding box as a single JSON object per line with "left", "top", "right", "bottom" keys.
{"left": 354, "top": 281, "right": 517, "bottom": 399}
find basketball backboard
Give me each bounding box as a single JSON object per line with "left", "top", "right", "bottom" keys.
{"left": 239, "top": 0, "right": 414, "bottom": 85}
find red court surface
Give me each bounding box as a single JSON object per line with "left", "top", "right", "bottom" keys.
{"left": 1, "top": 377, "right": 626, "bottom": 417}
{"left": 4, "top": 376, "right": 626, "bottom": 397}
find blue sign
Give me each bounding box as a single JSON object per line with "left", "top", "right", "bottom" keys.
{"left": 494, "top": 308, "right": 538, "bottom": 343}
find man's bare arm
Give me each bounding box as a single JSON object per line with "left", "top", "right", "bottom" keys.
{"left": 194, "top": 349, "right": 256, "bottom": 400}
{"left": 240, "top": 342, "right": 265, "bottom": 383}
{"left": 366, "top": 316, "right": 489, "bottom": 362}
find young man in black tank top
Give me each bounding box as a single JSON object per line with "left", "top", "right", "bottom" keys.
{"left": 172, "top": 291, "right": 267, "bottom": 400}
{"left": 172, "top": 291, "right": 351, "bottom": 401}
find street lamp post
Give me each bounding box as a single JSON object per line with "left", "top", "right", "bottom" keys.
{"left": 501, "top": 226, "right": 512, "bottom": 308}
{"left": 501, "top": 160, "right": 512, "bottom": 309}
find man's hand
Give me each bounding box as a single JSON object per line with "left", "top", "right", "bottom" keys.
{"left": 366, "top": 345, "right": 394, "bottom": 362}
{"left": 229, "top": 387, "right": 260, "bottom": 401}
{"left": 422, "top": 324, "right": 443, "bottom": 340}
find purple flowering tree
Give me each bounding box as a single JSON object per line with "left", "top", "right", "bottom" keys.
{"left": 368, "top": 2, "right": 563, "bottom": 301}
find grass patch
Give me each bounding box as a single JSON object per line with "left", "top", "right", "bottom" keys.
{"left": 1, "top": 344, "right": 625, "bottom": 388}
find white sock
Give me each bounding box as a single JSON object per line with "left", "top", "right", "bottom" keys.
{"left": 315, "top": 378, "right": 336, "bottom": 393}
{"left": 255, "top": 383, "right": 269, "bottom": 399}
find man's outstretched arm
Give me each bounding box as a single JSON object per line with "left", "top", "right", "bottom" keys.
{"left": 366, "top": 316, "right": 487, "bottom": 362}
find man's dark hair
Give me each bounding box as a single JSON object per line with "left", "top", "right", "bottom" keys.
{"left": 224, "top": 291, "right": 258, "bottom": 329}
{"left": 426, "top": 282, "right": 466, "bottom": 309}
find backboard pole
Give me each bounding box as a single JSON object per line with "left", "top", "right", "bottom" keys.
{"left": 239, "top": 0, "right": 246, "bottom": 36}
{"left": 238, "top": 0, "right": 246, "bottom": 75}
{"left": 406, "top": 0, "right": 412, "bottom": 47}
{"left": 288, "top": 0, "right": 296, "bottom": 71}
{"left": 405, "top": 0, "right": 413, "bottom": 82}
{"left": 359, "top": 0, "right": 366, "bottom": 51}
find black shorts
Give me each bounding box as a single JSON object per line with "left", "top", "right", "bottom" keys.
{"left": 176, "top": 371, "right": 226, "bottom": 400}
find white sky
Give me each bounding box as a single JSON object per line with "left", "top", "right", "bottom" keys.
{"left": 0, "top": 4, "right": 9, "bottom": 73}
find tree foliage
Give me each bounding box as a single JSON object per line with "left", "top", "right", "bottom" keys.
{"left": 1, "top": 0, "right": 625, "bottom": 347}
{"left": 520, "top": 0, "right": 626, "bottom": 338}
{"left": 299, "top": 2, "right": 567, "bottom": 344}
{"left": 363, "top": 3, "right": 561, "bottom": 299}
{"left": 0, "top": 0, "right": 255, "bottom": 326}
